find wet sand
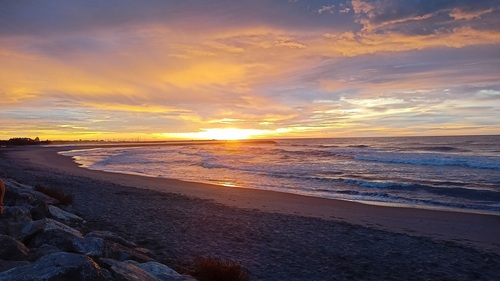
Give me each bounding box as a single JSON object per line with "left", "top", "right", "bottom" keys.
{"left": 1, "top": 145, "right": 499, "bottom": 280}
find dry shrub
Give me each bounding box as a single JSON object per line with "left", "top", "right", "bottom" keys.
{"left": 34, "top": 184, "right": 74, "bottom": 206}
{"left": 193, "top": 256, "right": 249, "bottom": 281}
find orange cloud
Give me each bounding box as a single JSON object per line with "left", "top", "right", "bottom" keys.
{"left": 321, "top": 27, "right": 500, "bottom": 57}
{"left": 273, "top": 40, "right": 306, "bottom": 49}
{"left": 161, "top": 61, "right": 247, "bottom": 87}
{"left": 450, "top": 8, "right": 494, "bottom": 20}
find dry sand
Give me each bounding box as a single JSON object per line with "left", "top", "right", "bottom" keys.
{"left": 1, "top": 145, "right": 499, "bottom": 280}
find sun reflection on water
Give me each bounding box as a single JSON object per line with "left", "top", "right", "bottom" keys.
{"left": 219, "top": 182, "right": 239, "bottom": 187}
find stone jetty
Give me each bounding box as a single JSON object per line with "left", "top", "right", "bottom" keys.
{"left": 0, "top": 178, "right": 196, "bottom": 281}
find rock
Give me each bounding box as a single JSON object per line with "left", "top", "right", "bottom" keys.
{"left": 87, "top": 230, "right": 138, "bottom": 247}
{"left": 0, "top": 178, "right": 198, "bottom": 281}
{"left": 30, "top": 200, "right": 50, "bottom": 220}
{"left": 126, "top": 261, "right": 197, "bottom": 281}
{"left": 99, "top": 258, "right": 159, "bottom": 281}
{"left": 126, "top": 260, "right": 179, "bottom": 276}
{"left": 135, "top": 247, "right": 156, "bottom": 257}
{"left": 27, "top": 244, "right": 61, "bottom": 262}
{"left": 29, "top": 229, "right": 79, "bottom": 252}
{"left": 19, "top": 218, "right": 83, "bottom": 242}
{"left": 2, "top": 179, "right": 59, "bottom": 206}
{"left": 4, "top": 222, "right": 27, "bottom": 239}
{"left": 0, "top": 235, "right": 29, "bottom": 261}
{"left": 0, "top": 261, "right": 30, "bottom": 273}
{"left": 83, "top": 231, "right": 153, "bottom": 262}
{"left": 103, "top": 241, "right": 155, "bottom": 262}
{"left": 16, "top": 192, "right": 37, "bottom": 205}
{"left": 3, "top": 222, "right": 22, "bottom": 237}
{"left": 2, "top": 178, "right": 33, "bottom": 190}
{"left": 48, "top": 205, "right": 83, "bottom": 222}
{"left": 41, "top": 218, "right": 83, "bottom": 237}
{"left": 5, "top": 191, "right": 36, "bottom": 207}
{"left": 73, "top": 236, "right": 105, "bottom": 257}
{"left": 0, "top": 252, "right": 104, "bottom": 281}
{"left": 1, "top": 206, "right": 32, "bottom": 222}
{"left": 0, "top": 222, "right": 6, "bottom": 236}
{"left": 18, "top": 220, "right": 45, "bottom": 242}
{"left": 0, "top": 178, "right": 5, "bottom": 216}
{"left": 29, "top": 190, "right": 60, "bottom": 205}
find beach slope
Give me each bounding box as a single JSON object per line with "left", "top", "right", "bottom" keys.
{"left": 1, "top": 145, "right": 499, "bottom": 280}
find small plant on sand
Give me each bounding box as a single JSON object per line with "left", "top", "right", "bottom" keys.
{"left": 193, "top": 256, "right": 249, "bottom": 281}
{"left": 34, "top": 184, "right": 74, "bottom": 206}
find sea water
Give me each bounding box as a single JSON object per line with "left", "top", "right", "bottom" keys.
{"left": 60, "top": 135, "right": 500, "bottom": 215}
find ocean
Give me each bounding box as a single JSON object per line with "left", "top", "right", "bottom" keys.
{"left": 60, "top": 135, "right": 500, "bottom": 215}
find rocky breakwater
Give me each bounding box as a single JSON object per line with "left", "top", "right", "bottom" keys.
{"left": 0, "top": 178, "right": 196, "bottom": 281}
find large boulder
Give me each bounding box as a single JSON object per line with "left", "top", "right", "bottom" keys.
{"left": 2, "top": 179, "right": 33, "bottom": 190}
{"left": 81, "top": 231, "right": 154, "bottom": 262}
{"left": 87, "top": 230, "right": 137, "bottom": 247}
{"left": 27, "top": 244, "right": 61, "bottom": 262}
{"left": 29, "top": 229, "right": 79, "bottom": 252}
{"left": 48, "top": 205, "right": 83, "bottom": 222}
{"left": 0, "top": 235, "right": 29, "bottom": 261}
{"left": 126, "top": 260, "right": 197, "bottom": 281}
{"left": 4, "top": 191, "right": 36, "bottom": 207}
{"left": 1, "top": 206, "right": 32, "bottom": 223}
{"left": 73, "top": 236, "right": 106, "bottom": 257}
{"left": 0, "top": 252, "right": 105, "bottom": 281}
{"left": 18, "top": 218, "right": 83, "bottom": 242}
{"left": 2, "top": 178, "right": 59, "bottom": 206}
{"left": 0, "top": 178, "right": 4, "bottom": 216}
{"left": 29, "top": 190, "right": 60, "bottom": 205}
{"left": 99, "top": 258, "right": 159, "bottom": 281}
{"left": 30, "top": 200, "right": 51, "bottom": 220}
{"left": 0, "top": 261, "right": 30, "bottom": 273}
{"left": 103, "top": 240, "right": 155, "bottom": 263}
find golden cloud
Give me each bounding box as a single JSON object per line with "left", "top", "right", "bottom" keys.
{"left": 450, "top": 8, "right": 494, "bottom": 20}
{"left": 322, "top": 27, "right": 500, "bottom": 57}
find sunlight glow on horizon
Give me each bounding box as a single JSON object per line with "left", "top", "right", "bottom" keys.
{"left": 161, "top": 128, "right": 274, "bottom": 141}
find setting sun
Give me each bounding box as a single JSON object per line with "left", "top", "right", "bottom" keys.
{"left": 200, "top": 128, "right": 257, "bottom": 140}
{"left": 162, "top": 128, "right": 271, "bottom": 140}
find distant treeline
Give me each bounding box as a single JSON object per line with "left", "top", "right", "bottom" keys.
{"left": 0, "top": 137, "right": 51, "bottom": 146}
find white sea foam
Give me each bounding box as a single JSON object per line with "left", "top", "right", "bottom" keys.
{"left": 59, "top": 136, "right": 500, "bottom": 215}
{"left": 353, "top": 151, "right": 500, "bottom": 170}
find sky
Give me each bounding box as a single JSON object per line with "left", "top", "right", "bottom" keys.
{"left": 1, "top": 0, "right": 500, "bottom": 140}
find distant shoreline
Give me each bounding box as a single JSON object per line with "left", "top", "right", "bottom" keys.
{"left": 47, "top": 139, "right": 277, "bottom": 149}
{"left": 3, "top": 133, "right": 500, "bottom": 150}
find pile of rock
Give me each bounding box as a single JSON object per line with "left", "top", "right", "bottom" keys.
{"left": 0, "top": 178, "right": 196, "bottom": 281}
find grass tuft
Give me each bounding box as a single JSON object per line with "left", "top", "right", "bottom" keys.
{"left": 193, "top": 256, "right": 249, "bottom": 281}
{"left": 34, "top": 184, "right": 74, "bottom": 206}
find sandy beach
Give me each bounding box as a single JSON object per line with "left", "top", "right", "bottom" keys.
{"left": 1, "top": 145, "right": 500, "bottom": 280}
